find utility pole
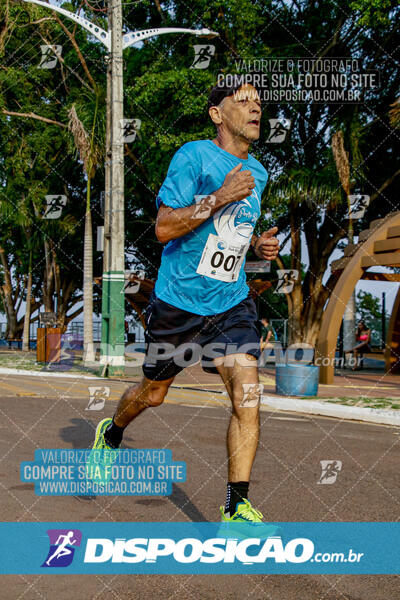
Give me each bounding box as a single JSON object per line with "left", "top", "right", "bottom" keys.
{"left": 101, "top": 0, "right": 125, "bottom": 376}
{"left": 19, "top": 0, "right": 218, "bottom": 376}
{"left": 100, "top": 3, "right": 113, "bottom": 374}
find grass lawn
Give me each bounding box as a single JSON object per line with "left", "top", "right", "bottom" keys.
{"left": 325, "top": 396, "right": 400, "bottom": 410}
{"left": 0, "top": 350, "right": 99, "bottom": 376}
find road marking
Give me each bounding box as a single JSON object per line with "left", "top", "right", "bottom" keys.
{"left": 259, "top": 375, "right": 275, "bottom": 384}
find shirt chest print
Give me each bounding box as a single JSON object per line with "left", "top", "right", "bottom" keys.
{"left": 195, "top": 188, "right": 260, "bottom": 282}
{"left": 212, "top": 189, "right": 260, "bottom": 244}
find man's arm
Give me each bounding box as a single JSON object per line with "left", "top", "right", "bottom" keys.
{"left": 155, "top": 163, "right": 255, "bottom": 244}
{"left": 156, "top": 192, "right": 225, "bottom": 244}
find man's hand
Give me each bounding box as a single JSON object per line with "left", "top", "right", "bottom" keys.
{"left": 254, "top": 227, "right": 280, "bottom": 260}
{"left": 215, "top": 163, "right": 256, "bottom": 206}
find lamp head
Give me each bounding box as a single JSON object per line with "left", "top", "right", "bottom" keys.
{"left": 195, "top": 28, "right": 219, "bottom": 39}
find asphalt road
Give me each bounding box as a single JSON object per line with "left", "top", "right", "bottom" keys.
{"left": 0, "top": 375, "right": 399, "bottom": 599}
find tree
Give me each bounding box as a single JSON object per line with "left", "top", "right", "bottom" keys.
{"left": 0, "top": 0, "right": 106, "bottom": 342}
{"left": 0, "top": 0, "right": 399, "bottom": 355}
{"left": 122, "top": 0, "right": 399, "bottom": 349}
{"left": 67, "top": 95, "right": 104, "bottom": 364}
{"left": 356, "top": 290, "right": 381, "bottom": 322}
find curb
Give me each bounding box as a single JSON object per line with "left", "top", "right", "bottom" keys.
{"left": 0, "top": 368, "right": 104, "bottom": 380}
{"left": 261, "top": 395, "right": 400, "bottom": 426}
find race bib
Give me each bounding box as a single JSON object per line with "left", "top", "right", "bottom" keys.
{"left": 196, "top": 234, "right": 250, "bottom": 282}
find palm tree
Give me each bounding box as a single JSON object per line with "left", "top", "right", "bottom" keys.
{"left": 67, "top": 90, "right": 103, "bottom": 365}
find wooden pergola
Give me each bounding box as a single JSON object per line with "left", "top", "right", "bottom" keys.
{"left": 316, "top": 211, "right": 400, "bottom": 384}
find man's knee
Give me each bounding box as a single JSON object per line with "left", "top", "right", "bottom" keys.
{"left": 231, "top": 386, "right": 261, "bottom": 415}
{"left": 143, "top": 380, "right": 169, "bottom": 407}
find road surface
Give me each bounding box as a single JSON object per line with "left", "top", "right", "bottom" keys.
{"left": 0, "top": 373, "right": 399, "bottom": 599}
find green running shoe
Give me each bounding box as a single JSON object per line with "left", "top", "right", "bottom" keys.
{"left": 86, "top": 418, "right": 119, "bottom": 485}
{"left": 219, "top": 499, "right": 279, "bottom": 539}
{"left": 220, "top": 498, "right": 263, "bottom": 523}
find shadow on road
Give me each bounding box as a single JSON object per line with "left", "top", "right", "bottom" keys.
{"left": 59, "top": 418, "right": 96, "bottom": 448}
{"left": 58, "top": 421, "right": 206, "bottom": 520}
{"left": 168, "top": 483, "right": 209, "bottom": 523}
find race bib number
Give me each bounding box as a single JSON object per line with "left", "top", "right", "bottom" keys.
{"left": 196, "top": 234, "right": 249, "bottom": 282}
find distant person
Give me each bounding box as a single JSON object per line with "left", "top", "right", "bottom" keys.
{"left": 260, "top": 317, "right": 277, "bottom": 350}
{"left": 349, "top": 320, "right": 371, "bottom": 370}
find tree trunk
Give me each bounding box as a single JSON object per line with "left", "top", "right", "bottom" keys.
{"left": 0, "top": 244, "right": 18, "bottom": 338}
{"left": 43, "top": 240, "right": 54, "bottom": 312}
{"left": 287, "top": 201, "right": 303, "bottom": 345}
{"left": 83, "top": 207, "right": 95, "bottom": 364}
{"left": 22, "top": 252, "right": 33, "bottom": 351}
{"left": 57, "top": 279, "right": 74, "bottom": 330}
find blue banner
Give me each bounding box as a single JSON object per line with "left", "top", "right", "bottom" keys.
{"left": 0, "top": 522, "right": 399, "bottom": 574}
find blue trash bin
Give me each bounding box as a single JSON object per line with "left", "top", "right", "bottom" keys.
{"left": 275, "top": 363, "right": 319, "bottom": 396}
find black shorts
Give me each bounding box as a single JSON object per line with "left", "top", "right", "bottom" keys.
{"left": 142, "top": 292, "right": 261, "bottom": 381}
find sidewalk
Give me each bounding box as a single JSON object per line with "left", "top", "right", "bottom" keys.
{"left": 156, "top": 363, "right": 400, "bottom": 426}
{"left": 1, "top": 349, "right": 399, "bottom": 425}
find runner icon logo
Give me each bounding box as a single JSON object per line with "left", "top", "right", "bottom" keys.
{"left": 266, "top": 118, "right": 291, "bottom": 143}
{"left": 38, "top": 45, "right": 62, "bottom": 69}
{"left": 41, "top": 529, "right": 82, "bottom": 568}
{"left": 317, "top": 460, "right": 342, "bottom": 485}
{"left": 240, "top": 383, "right": 263, "bottom": 407}
{"left": 190, "top": 45, "right": 215, "bottom": 69}
{"left": 86, "top": 387, "right": 110, "bottom": 411}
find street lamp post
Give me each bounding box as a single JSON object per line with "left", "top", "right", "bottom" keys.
{"left": 20, "top": 0, "right": 218, "bottom": 376}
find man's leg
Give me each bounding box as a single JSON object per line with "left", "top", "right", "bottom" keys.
{"left": 104, "top": 375, "right": 175, "bottom": 447}
{"left": 213, "top": 353, "right": 260, "bottom": 516}
{"left": 114, "top": 376, "right": 175, "bottom": 426}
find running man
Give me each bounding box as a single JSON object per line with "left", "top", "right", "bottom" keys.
{"left": 45, "top": 531, "right": 77, "bottom": 566}
{"left": 89, "top": 77, "right": 280, "bottom": 523}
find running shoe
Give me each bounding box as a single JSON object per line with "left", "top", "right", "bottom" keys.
{"left": 86, "top": 418, "right": 119, "bottom": 485}
{"left": 220, "top": 498, "right": 263, "bottom": 524}
{"left": 219, "top": 499, "right": 279, "bottom": 539}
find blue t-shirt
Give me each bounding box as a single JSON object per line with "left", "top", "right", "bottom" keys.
{"left": 154, "top": 139, "right": 268, "bottom": 315}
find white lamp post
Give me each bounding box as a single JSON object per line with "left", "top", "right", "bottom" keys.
{"left": 21, "top": 0, "right": 218, "bottom": 375}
